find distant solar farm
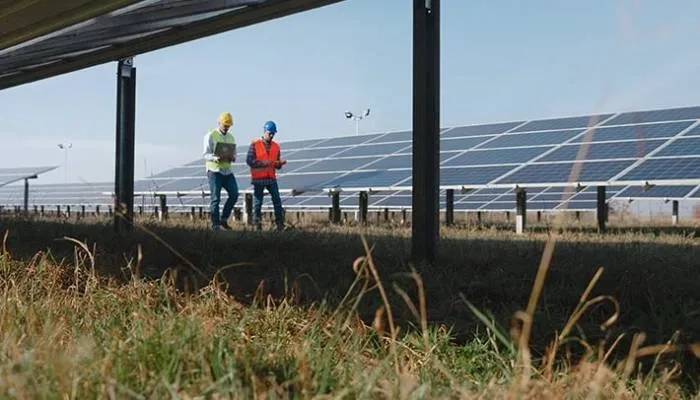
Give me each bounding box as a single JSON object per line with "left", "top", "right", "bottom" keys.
{"left": 1, "top": 105, "right": 699, "bottom": 226}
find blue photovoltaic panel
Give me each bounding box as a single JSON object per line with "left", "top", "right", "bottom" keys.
{"left": 293, "top": 157, "right": 377, "bottom": 173}
{"left": 618, "top": 157, "right": 700, "bottom": 181}
{"left": 442, "top": 146, "right": 553, "bottom": 167}
{"left": 616, "top": 185, "right": 695, "bottom": 199}
{"left": 511, "top": 114, "right": 614, "bottom": 133}
{"left": 279, "top": 138, "right": 329, "bottom": 150}
{"left": 374, "top": 195, "right": 412, "bottom": 207}
{"left": 277, "top": 160, "right": 307, "bottom": 173}
{"left": 318, "top": 133, "right": 384, "bottom": 147}
{"left": 340, "top": 142, "right": 410, "bottom": 157}
{"left": 287, "top": 146, "right": 351, "bottom": 160}
{"left": 480, "top": 129, "right": 584, "bottom": 148}
{"left": 274, "top": 173, "right": 339, "bottom": 190}
{"left": 441, "top": 136, "right": 495, "bottom": 151}
{"left": 367, "top": 130, "right": 412, "bottom": 143}
{"left": 454, "top": 202, "right": 484, "bottom": 210}
{"left": 441, "top": 121, "right": 523, "bottom": 138}
{"left": 323, "top": 170, "right": 410, "bottom": 188}
{"left": 495, "top": 160, "right": 635, "bottom": 185}
{"left": 652, "top": 137, "right": 700, "bottom": 157}
{"left": 442, "top": 166, "right": 515, "bottom": 186}
{"left": 573, "top": 121, "right": 693, "bottom": 143}
{"left": 681, "top": 123, "right": 700, "bottom": 137}
{"left": 602, "top": 106, "right": 700, "bottom": 126}
{"left": 154, "top": 177, "right": 207, "bottom": 191}
{"left": 537, "top": 139, "right": 666, "bottom": 162}
{"left": 365, "top": 154, "right": 411, "bottom": 170}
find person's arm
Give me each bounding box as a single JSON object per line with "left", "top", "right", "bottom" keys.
{"left": 246, "top": 140, "right": 269, "bottom": 168}
{"left": 203, "top": 132, "right": 219, "bottom": 162}
{"left": 275, "top": 148, "right": 286, "bottom": 169}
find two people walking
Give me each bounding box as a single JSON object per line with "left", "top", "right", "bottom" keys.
{"left": 203, "top": 112, "right": 287, "bottom": 231}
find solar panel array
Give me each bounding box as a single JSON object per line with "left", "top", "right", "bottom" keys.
{"left": 1, "top": 106, "right": 699, "bottom": 214}
{"left": 0, "top": 166, "right": 57, "bottom": 187}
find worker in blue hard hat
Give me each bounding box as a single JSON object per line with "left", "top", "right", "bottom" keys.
{"left": 203, "top": 111, "right": 239, "bottom": 231}
{"left": 246, "top": 120, "right": 287, "bottom": 231}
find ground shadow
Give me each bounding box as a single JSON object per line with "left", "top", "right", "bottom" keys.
{"left": 1, "top": 216, "right": 699, "bottom": 389}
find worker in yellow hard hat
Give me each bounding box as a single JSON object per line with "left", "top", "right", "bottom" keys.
{"left": 203, "top": 111, "right": 239, "bottom": 230}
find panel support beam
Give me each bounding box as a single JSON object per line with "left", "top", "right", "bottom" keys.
{"left": 596, "top": 185, "right": 606, "bottom": 232}
{"left": 515, "top": 188, "right": 527, "bottom": 234}
{"left": 114, "top": 57, "right": 136, "bottom": 233}
{"left": 411, "top": 0, "right": 440, "bottom": 264}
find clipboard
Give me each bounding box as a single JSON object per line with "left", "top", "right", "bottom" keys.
{"left": 215, "top": 142, "right": 236, "bottom": 161}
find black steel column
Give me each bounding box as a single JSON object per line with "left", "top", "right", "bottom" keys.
{"left": 23, "top": 178, "right": 29, "bottom": 215}
{"left": 114, "top": 57, "right": 136, "bottom": 232}
{"left": 358, "top": 191, "right": 368, "bottom": 224}
{"left": 412, "top": 0, "right": 440, "bottom": 264}
{"left": 515, "top": 188, "right": 527, "bottom": 234}
{"left": 445, "top": 189, "right": 454, "bottom": 226}
{"left": 331, "top": 192, "right": 341, "bottom": 224}
{"left": 596, "top": 185, "right": 606, "bottom": 232}
{"left": 672, "top": 200, "right": 679, "bottom": 225}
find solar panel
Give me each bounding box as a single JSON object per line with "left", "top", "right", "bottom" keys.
{"left": 537, "top": 140, "right": 666, "bottom": 162}
{"left": 601, "top": 106, "right": 700, "bottom": 126}
{"left": 443, "top": 147, "right": 553, "bottom": 166}
{"left": 617, "top": 158, "right": 700, "bottom": 181}
{"left": 495, "top": 160, "right": 634, "bottom": 185}
{"left": 572, "top": 121, "right": 693, "bottom": 143}
{"left": 3, "top": 106, "right": 700, "bottom": 215}
{"left": 480, "top": 129, "right": 585, "bottom": 148}
{"left": 0, "top": 165, "right": 58, "bottom": 187}
{"left": 615, "top": 185, "right": 696, "bottom": 199}
{"left": 441, "top": 121, "right": 523, "bottom": 138}
{"left": 511, "top": 114, "right": 615, "bottom": 133}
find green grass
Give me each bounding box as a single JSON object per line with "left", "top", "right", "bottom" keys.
{"left": 0, "top": 216, "right": 698, "bottom": 398}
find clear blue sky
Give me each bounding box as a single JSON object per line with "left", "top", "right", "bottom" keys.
{"left": 1, "top": 0, "right": 699, "bottom": 184}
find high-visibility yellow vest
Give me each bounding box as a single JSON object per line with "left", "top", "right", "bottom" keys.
{"left": 205, "top": 128, "right": 236, "bottom": 171}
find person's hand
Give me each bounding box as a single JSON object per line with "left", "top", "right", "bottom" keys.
{"left": 278, "top": 159, "right": 287, "bottom": 166}
{"left": 211, "top": 156, "right": 220, "bottom": 162}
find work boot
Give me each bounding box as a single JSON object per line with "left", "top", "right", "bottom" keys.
{"left": 220, "top": 222, "right": 232, "bottom": 230}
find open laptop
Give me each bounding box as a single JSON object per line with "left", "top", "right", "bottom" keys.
{"left": 214, "top": 142, "right": 236, "bottom": 161}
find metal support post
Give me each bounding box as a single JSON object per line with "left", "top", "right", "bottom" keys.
{"left": 515, "top": 188, "right": 527, "bottom": 234}
{"left": 412, "top": 0, "right": 440, "bottom": 264}
{"left": 114, "top": 56, "right": 136, "bottom": 232}
{"left": 596, "top": 186, "right": 606, "bottom": 232}
{"left": 672, "top": 200, "right": 679, "bottom": 225}
{"left": 445, "top": 188, "right": 454, "bottom": 226}
{"left": 358, "top": 191, "right": 368, "bottom": 224}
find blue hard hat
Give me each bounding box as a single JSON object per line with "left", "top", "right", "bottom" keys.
{"left": 263, "top": 120, "right": 277, "bottom": 133}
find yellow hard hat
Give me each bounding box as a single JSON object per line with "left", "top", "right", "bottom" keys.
{"left": 218, "top": 112, "right": 233, "bottom": 127}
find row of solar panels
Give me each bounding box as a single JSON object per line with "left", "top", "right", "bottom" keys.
{"left": 0, "top": 182, "right": 697, "bottom": 214}
{"left": 139, "top": 106, "right": 700, "bottom": 194}
{"left": 1, "top": 105, "right": 699, "bottom": 212}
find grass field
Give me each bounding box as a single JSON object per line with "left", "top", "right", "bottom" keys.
{"left": 0, "top": 215, "right": 698, "bottom": 398}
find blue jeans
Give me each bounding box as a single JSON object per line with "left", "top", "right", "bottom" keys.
{"left": 208, "top": 171, "right": 239, "bottom": 228}
{"left": 253, "top": 181, "right": 284, "bottom": 227}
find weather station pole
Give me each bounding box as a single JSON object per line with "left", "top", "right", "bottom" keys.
{"left": 114, "top": 56, "right": 136, "bottom": 233}
{"left": 412, "top": 0, "right": 440, "bottom": 265}
{"left": 344, "top": 108, "right": 371, "bottom": 135}
{"left": 57, "top": 143, "right": 72, "bottom": 182}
